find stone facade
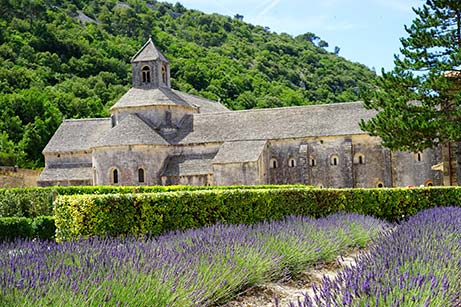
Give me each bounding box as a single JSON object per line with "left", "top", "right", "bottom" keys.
{"left": 38, "top": 39, "right": 454, "bottom": 188}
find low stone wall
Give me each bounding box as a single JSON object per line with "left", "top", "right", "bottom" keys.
{"left": 0, "top": 167, "right": 40, "bottom": 188}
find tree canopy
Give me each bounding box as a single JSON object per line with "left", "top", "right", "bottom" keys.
{"left": 361, "top": 0, "right": 461, "bottom": 152}
{"left": 0, "top": 0, "right": 376, "bottom": 168}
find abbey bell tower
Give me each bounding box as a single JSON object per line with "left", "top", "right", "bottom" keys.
{"left": 131, "top": 37, "right": 171, "bottom": 89}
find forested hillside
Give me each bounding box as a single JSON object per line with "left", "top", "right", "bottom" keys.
{"left": 0, "top": 0, "right": 376, "bottom": 168}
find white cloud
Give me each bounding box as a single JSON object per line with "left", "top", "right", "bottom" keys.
{"left": 256, "top": 0, "right": 283, "bottom": 17}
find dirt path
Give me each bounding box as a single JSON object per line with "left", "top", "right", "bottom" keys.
{"left": 217, "top": 250, "right": 362, "bottom": 307}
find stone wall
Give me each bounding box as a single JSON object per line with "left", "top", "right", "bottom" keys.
{"left": 0, "top": 167, "right": 40, "bottom": 188}
{"left": 264, "top": 135, "right": 441, "bottom": 188}
{"left": 92, "top": 145, "right": 172, "bottom": 186}
{"left": 213, "top": 161, "right": 262, "bottom": 186}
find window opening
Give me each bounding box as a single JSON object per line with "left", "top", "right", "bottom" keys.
{"left": 424, "top": 180, "right": 433, "bottom": 187}
{"left": 161, "top": 65, "right": 167, "bottom": 84}
{"left": 330, "top": 155, "right": 339, "bottom": 166}
{"left": 376, "top": 182, "right": 384, "bottom": 188}
{"left": 289, "top": 158, "right": 296, "bottom": 168}
{"left": 142, "top": 66, "right": 151, "bottom": 83}
{"left": 138, "top": 168, "right": 145, "bottom": 183}
{"left": 270, "top": 158, "right": 278, "bottom": 169}
{"left": 310, "top": 157, "right": 316, "bottom": 167}
{"left": 113, "top": 169, "right": 119, "bottom": 184}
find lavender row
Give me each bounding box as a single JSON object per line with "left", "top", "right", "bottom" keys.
{"left": 289, "top": 207, "right": 461, "bottom": 307}
{"left": 0, "top": 213, "right": 386, "bottom": 307}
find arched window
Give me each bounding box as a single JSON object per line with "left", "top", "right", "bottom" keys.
{"left": 138, "top": 168, "right": 145, "bottom": 183}
{"left": 112, "top": 169, "right": 119, "bottom": 184}
{"left": 330, "top": 154, "right": 339, "bottom": 166}
{"left": 288, "top": 158, "right": 297, "bottom": 168}
{"left": 310, "top": 156, "right": 316, "bottom": 167}
{"left": 141, "top": 66, "right": 151, "bottom": 83}
{"left": 424, "top": 180, "right": 433, "bottom": 187}
{"left": 354, "top": 153, "right": 365, "bottom": 165}
{"left": 415, "top": 152, "right": 423, "bottom": 162}
{"left": 270, "top": 158, "right": 278, "bottom": 169}
{"left": 161, "top": 65, "right": 167, "bottom": 84}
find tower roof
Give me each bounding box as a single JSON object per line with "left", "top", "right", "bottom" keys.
{"left": 131, "top": 37, "right": 169, "bottom": 63}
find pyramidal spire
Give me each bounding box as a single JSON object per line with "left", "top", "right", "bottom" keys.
{"left": 130, "top": 37, "right": 171, "bottom": 89}
{"left": 131, "top": 37, "right": 169, "bottom": 63}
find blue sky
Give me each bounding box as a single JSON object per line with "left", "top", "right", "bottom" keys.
{"left": 178, "top": 0, "right": 421, "bottom": 73}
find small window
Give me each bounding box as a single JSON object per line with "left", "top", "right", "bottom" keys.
{"left": 424, "top": 180, "right": 433, "bottom": 187}
{"left": 161, "top": 65, "right": 167, "bottom": 84}
{"left": 415, "top": 152, "right": 423, "bottom": 162}
{"left": 270, "top": 158, "right": 278, "bottom": 169}
{"left": 354, "top": 153, "right": 365, "bottom": 165}
{"left": 112, "top": 169, "right": 119, "bottom": 184}
{"left": 330, "top": 155, "right": 339, "bottom": 166}
{"left": 310, "top": 157, "right": 316, "bottom": 167}
{"left": 142, "top": 66, "right": 151, "bottom": 83}
{"left": 138, "top": 168, "right": 145, "bottom": 183}
{"left": 288, "top": 158, "right": 297, "bottom": 168}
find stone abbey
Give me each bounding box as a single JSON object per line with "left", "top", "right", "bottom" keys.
{"left": 38, "top": 39, "right": 457, "bottom": 187}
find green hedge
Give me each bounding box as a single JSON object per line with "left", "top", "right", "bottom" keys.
{"left": 0, "top": 184, "right": 307, "bottom": 218}
{"left": 54, "top": 187, "right": 461, "bottom": 241}
{"left": 0, "top": 216, "right": 55, "bottom": 241}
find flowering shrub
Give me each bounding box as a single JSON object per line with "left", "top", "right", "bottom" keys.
{"left": 288, "top": 207, "right": 461, "bottom": 307}
{"left": 0, "top": 213, "right": 386, "bottom": 307}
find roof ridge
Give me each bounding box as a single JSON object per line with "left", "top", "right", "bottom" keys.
{"left": 63, "top": 118, "right": 110, "bottom": 122}
{"left": 193, "top": 101, "right": 364, "bottom": 117}
{"left": 159, "top": 88, "right": 195, "bottom": 108}
{"left": 131, "top": 37, "right": 169, "bottom": 63}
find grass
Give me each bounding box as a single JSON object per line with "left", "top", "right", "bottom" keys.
{"left": 0, "top": 213, "right": 386, "bottom": 307}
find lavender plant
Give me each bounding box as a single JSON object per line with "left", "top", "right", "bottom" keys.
{"left": 0, "top": 213, "right": 386, "bottom": 307}
{"left": 290, "top": 207, "right": 461, "bottom": 307}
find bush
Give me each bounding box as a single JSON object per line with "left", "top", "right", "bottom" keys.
{"left": 54, "top": 187, "right": 461, "bottom": 241}
{"left": 0, "top": 216, "right": 55, "bottom": 241}
{"left": 31, "top": 216, "right": 56, "bottom": 240}
{"left": 0, "top": 184, "right": 306, "bottom": 218}
{"left": 0, "top": 217, "right": 33, "bottom": 241}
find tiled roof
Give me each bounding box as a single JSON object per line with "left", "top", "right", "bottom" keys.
{"left": 38, "top": 166, "right": 92, "bottom": 182}
{"left": 213, "top": 141, "right": 266, "bottom": 164}
{"left": 172, "top": 90, "right": 230, "bottom": 113}
{"left": 178, "top": 102, "right": 375, "bottom": 144}
{"left": 131, "top": 38, "right": 169, "bottom": 63}
{"left": 42, "top": 118, "right": 111, "bottom": 153}
{"left": 110, "top": 87, "right": 195, "bottom": 110}
{"left": 94, "top": 114, "right": 168, "bottom": 147}
{"left": 162, "top": 153, "right": 215, "bottom": 177}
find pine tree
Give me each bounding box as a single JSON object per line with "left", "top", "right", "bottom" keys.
{"left": 361, "top": 0, "right": 461, "bottom": 153}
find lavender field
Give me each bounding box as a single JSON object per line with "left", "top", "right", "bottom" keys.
{"left": 289, "top": 207, "right": 461, "bottom": 307}
{"left": 0, "top": 213, "right": 385, "bottom": 307}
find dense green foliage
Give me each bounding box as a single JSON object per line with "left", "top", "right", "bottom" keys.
{"left": 0, "top": 0, "right": 376, "bottom": 168}
{"left": 0, "top": 216, "right": 55, "bottom": 241}
{"left": 54, "top": 186, "right": 461, "bottom": 241}
{"left": 361, "top": 0, "right": 461, "bottom": 152}
{"left": 0, "top": 184, "right": 307, "bottom": 218}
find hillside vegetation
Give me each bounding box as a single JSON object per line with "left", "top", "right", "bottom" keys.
{"left": 0, "top": 0, "right": 376, "bottom": 168}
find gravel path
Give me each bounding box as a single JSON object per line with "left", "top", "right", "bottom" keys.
{"left": 217, "top": 249, "right": 363, "bottom": 307}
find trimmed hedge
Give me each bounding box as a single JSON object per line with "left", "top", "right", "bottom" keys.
{"left": 54, "top": 187, "right": 461, "bottom": 241}
{"left": 0, "top": 184, "right": 307, "bottom": 218}
{"left": 0, "top": 216, "right": 55, "bottom": 241}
